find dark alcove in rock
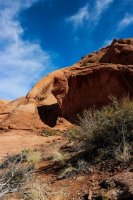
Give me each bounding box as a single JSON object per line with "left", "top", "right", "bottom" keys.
{"left": 37, "top": 104, "right": 61, "bottom": 127}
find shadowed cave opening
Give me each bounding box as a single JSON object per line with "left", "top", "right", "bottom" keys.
{"left": 37, "top": 104, "right": 61, "bottom": 127}
{"left": 37, "top": 69, "right": 133, "bottom": 127}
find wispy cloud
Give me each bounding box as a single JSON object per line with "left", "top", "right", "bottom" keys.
{"left": 118, "top": 14, "right": 133, "bottom": 31}
{"left": 93, "top": 0, "right": 114, "bottom": 23}
{"left": 66, "top": 0, "right": 114, "bottom": 29}
{"left": 0, "top": 0, "right": 54, "bottom": 100}
{"left": 66, "top": 5, "right": 89, "bottom": 29}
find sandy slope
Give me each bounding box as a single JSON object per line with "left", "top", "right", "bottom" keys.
{"left": 0, "top": 130, "right": 63, "bottom": 160}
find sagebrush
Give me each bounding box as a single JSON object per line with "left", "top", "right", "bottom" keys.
{"left": 78, "top": 97, "right": 133, "bottom": 161}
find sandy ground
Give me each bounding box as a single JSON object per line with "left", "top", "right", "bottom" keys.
{"left": 0, "top": 130, "right": 63, "bottom": 160}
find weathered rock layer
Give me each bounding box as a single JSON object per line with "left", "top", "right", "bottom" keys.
{"left": 1, "top": 38, "right": 133, "bottom": 130}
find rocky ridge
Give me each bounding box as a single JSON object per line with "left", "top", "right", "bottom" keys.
{"left": 1, "top": 38, "right": 133, "bottom": 131}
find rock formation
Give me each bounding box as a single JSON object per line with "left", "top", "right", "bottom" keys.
{"left": 1, "top": 38, "right": 133, "bottom": 130}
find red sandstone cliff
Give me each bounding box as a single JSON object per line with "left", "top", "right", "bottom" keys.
{"left": 1, "top": 38, "right": 133, "bottom": 130}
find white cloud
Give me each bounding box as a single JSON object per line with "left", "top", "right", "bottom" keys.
{"left": 118, "top": 14, "right": 133, "bottom": 31}
{"left": 66, "top": 5, "right": 89, "bottom": 29}
{"left": 0, "top": 0, "right": 54, "bottom": 100}
{"left": 66, "top": 0, "right": 114, "bottom": 29}
{"left": 94, "top": 0, "right": 114, "bottom": 22}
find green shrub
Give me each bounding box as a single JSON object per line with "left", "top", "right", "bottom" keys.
{"left": 58, "top": 166, "right": 77, "bottom": 179}
{"left": 78, "top": 97, "right": 133, "bottom": 161}
{"left": 52, "top": 151, "right": 66, "bottom": 164}
{"left": 65, "top": 126, "right": 80, "bottom": 140}
{"left": 40, "top": 128, "right": 59, "bottom": 136}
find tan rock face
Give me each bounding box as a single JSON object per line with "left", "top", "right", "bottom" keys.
{"left": 1, "top": 38, "right": 133, "bottom": 130}
{"left": 81, "top": 38, "right": 133, "bottom": 65}
{"left": 100, "top": 39, "right": 133, "bottom": 64}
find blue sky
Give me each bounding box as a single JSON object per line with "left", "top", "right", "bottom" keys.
{"left": 0, "top": 0, "right": 133, "bottom": 100}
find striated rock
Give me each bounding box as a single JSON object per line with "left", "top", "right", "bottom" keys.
{"left": 1, "top": 38, "right": 133, "bottom": 130}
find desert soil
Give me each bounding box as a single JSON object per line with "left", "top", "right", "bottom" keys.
{"left": 0, "top": 130, "right": 65, "bottom": 160}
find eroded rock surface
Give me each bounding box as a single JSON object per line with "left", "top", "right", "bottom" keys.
{"left": 1, "top": 38, "right": 133, "bottom": 130}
